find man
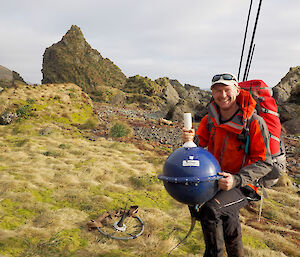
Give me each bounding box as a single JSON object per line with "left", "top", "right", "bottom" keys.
{"left": 182, "top": 73, "right": 273, "bottom": 257}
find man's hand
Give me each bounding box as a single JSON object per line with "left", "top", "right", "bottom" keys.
{"left": 218, "top": 172, "right": 234, "bottom": 191}
{"left": 182, "top": 128, "right": 195, "bottom": 143}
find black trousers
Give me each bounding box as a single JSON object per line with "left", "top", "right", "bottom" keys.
{"left": 197, "top": 188, "right": 249, "bottom": 257}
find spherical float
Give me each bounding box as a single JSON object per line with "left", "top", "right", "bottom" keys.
{"left": 158, "top": 147, "right": 221, "bottom": 205}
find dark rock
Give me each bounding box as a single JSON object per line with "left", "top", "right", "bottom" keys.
{"left": 289, "top": 82, "right": 300, "bottom": 104}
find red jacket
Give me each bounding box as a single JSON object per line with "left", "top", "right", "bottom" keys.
{"left": 195, "top": 89, "right": 273, "bottom": 187}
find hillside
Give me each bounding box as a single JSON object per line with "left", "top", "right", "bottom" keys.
{"left": 0, "top": 83, "right": 299, "bottom": 257}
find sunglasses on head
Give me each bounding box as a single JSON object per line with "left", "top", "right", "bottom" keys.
{"left": 212, "top": 74, "right": 237, "bottom": 83}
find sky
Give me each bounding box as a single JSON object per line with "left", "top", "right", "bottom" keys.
{"left": 0, "top": 0, "right": 299, "bottom": 89}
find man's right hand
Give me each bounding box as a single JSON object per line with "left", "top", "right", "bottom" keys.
{"left": 182, "top": 128, "right": 195, "bottom": 143}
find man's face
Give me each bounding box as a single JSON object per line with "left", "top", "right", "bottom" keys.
{"left": 212, "top": 83, "right": 240, "bottom": 111}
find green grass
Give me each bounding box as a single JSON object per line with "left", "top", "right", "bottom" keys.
{"left": 109, "top": 122, "right": 132, "bottom": 138}
{"left": 0, "top": 199, "right": 37, "bottom": 230}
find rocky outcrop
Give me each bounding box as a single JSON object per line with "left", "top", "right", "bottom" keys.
{"left": 12, "top": 71, "right": 26, "bottom": 84}
{"left": 42, "top": 25, "right": 127, "bottom": 95}
{"left": 156, "top": 77, "right": 180, "bottom": 107}
{"left": 168, "top": 99, "right": 195, "bottom": 122}
{"left": 0, "top": 65, "right": 13, "bottom": 82}
{"left": 170, "top": 79, "right": 189, "bottom": 99}
{"left": 40, "top": 25, "right": 212, "bottom": 121}
{"left": 124, "top": 75, "right": 163, "bottom": 96}
{"left": 184, "top": 84, "right": 211, "bottom": 107}
{"left": 0, "top": 65, "right": 26, "bottom": 88}
{"left": 273, "top": 67, "right": 300, "bottom": 104}
{"left": 165, "top": 83, "right": 211, "bottom": 122}
{"left": 272, "top": 67, "right": 300, "bottom": 133}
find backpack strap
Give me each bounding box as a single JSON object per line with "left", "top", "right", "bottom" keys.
{"left": 270, "top": 133, "right": 280, "bottom": 143}
{"left": 252, "top": 95, "right": 280, "bottom": 118}
{"left": 260, "top": 107, "right": 280, "bottom": 117}
{"left": 206, "top": 114, "right": 217, "bottom": 153}
{"left": 240, "top": 115, "right": 252, "bottom": 167}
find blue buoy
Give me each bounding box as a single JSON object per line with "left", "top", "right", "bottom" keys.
{"left": 158, "top": 147, "right": 221, "bottom": 205}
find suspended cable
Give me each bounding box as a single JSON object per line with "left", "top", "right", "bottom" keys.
{"left": 238, "top": 0, "right": 253, "bottom": 81}
{"left": 243, "top": 0, "right": 263, "bottom": 81}
{"left": 245, "top": 44, "right": 255, "bottom": 81}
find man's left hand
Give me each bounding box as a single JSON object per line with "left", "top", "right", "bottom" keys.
{"left": 218, "top": 172, "right": 234, "bottom": 191}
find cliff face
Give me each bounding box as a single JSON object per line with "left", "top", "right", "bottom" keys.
{"left": 273, "top": 66, "right": 300, "bottom": 104}
{"left": 272, "top": 67, "right": 300, "bottom": 134}
{"left": 42, "top": 25, "right": 127, "bottom": 92}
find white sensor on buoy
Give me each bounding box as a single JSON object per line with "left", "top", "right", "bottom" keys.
{"left": 184, "top": 113, "right": 192, "bottom": 130}
{"left": 183, "top": 113, "right": 197, "bottom": 148}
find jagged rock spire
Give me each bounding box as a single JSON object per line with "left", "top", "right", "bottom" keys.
{"left": 42, "top": 25, "right": 126, "bottom": 91}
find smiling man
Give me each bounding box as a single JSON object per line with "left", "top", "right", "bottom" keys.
{"left": 182, "top": 73, "right": 273, "bottom": 257}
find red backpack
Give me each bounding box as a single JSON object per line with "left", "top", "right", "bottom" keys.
{"left": 239, "top": 80, "right": 286, "bottom": 187}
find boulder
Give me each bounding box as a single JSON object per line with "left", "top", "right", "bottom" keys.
{"left": 110, "top": 92, "right": 127, "bottom": 106}
{"left": 162, "top": 82, "right": 211, "bottom": 122}
{"left": 169, "top": 79, "right": 189, "bottom": 99}
{"left": 168, "top": 99, "right": 194, "bottom": 122}
{"left": 42, "top": 25, "right": 127, "bottom": 93}
{"left": 283, "top": 118, "right": 300, "bottom": 135}
{"left": 184, "top": 84, "right": 211, "bottom": 106}
{"left": 156, "top": 78, "right": 180, "bottom": 107}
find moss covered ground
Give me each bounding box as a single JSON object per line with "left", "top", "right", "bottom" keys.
{"left": 0, "top": 83, "right": 299, "bottom": 256}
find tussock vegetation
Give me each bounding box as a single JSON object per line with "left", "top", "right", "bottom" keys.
{"left": 0, "top": 83, "right": 299, "bottom": 256}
